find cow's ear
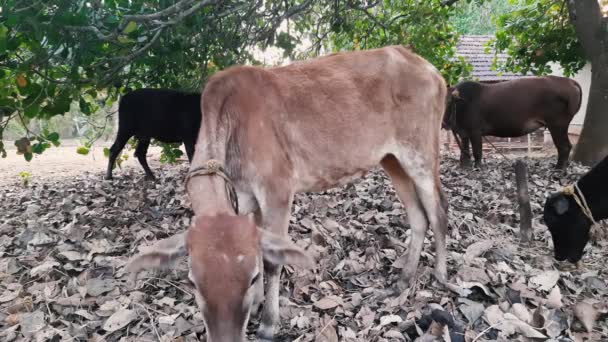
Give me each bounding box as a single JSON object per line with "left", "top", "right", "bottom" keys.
{"left": 553, "top": 195, "right": 569, "bottom": 215}
{"left": 126, "top": 232, "right": 187, "bottom": 274}
{"left": 258, "top": 228, "right": 315, "bottom": 268}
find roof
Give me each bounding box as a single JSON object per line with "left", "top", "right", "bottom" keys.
{"left": 455, "top": 35, "right": 531, "bottom": 82}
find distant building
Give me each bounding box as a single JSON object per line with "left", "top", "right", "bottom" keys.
{"left": 455, "top": 35, "right": 532, "bottom": 83}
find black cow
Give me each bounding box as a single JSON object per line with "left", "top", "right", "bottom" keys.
{"left": 543, "top": 155, "right": 608, "bottom": 263}
{"left": 443, "top": 76, "right": 582, "bottom": 169}
{"left": 106, "top": 88, "right": 201, "bottom": 180}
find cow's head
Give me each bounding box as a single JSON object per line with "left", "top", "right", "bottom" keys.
{"left": 126, "top": 214, "right": 314, "bottom": 342}
{"left": 442, "top": 86, "right": 462, "bottom": 130}
{"left": 543, "top": 192, "right": 592, "bottom": 263}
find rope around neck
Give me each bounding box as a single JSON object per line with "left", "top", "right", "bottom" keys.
{"left": 185, "top": 159, "right": 239, "bottom": 214}
{"left": 562, "top": 183, "right": 596, "bottom": 225}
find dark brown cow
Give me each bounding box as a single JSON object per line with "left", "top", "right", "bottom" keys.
{"left": 443, "top": 76, "right": 582, "bottom": 169}
{"left": 126, "top": 45, "right": 449, "bottom": 342}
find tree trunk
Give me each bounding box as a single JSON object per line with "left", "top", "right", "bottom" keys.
{"left": 572, "top": 67, "right": 608, "bottom": 165}
{"left": 568, "top": 0, "right": 608, "bottom": 166}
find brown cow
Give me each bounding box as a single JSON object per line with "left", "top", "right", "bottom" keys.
{"left": 443, "top": 76, "right": 582, "bottom": 169}
{"left": 126, "top": 45, "right": 449, "bottom": 341}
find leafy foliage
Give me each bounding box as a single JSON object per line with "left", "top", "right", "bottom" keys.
{"left": 291, "top": 1, "right": 472, "bottom": 86}
{"left": 451, "top": 0, "right": 518, "bottom": 35}
{"left": 492, "top": 0, "right": 587, "bottom": 76}
{"left": 0, "top": 0, "right": 317, "bottom": 160}
{"left": 2, "top": 0, "right": 487, "bottom": 162}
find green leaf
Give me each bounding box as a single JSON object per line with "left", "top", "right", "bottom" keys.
{"left": 32, "top": 143, "right": 45, "bottom": 154}
{"left": 0, "top": 24, "right": 7, "bottom": 55}
{"left": 79, "top": 97, "right": 92, "bottom": 115}
{"left": 103, "top": 147, "right": 110, "bottom": 158}
{"left": 47, "top": 132, "right": 60, "bottom": 142}
{"left": 76, "top": 146, "right": 90, "bottom": 155}
{"left": 117, "top": 35, "right": 134, "bottom": 44}
{"left": 123, "top": 21, "right": 138, "bottom": 34}
{"left": 24, "top": 105, "right": 40, "bottom": 119}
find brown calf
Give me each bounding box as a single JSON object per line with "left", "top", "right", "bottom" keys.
{"left": 127, "top": 45, "right": 449, "bottom": 341}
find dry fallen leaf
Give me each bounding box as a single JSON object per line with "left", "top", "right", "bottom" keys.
{"left": 379, "top": 314, "right": 403, "bottom": 327}
{"left": 530, "top": 270, "right": 560, "bottom": 292}
{"left": 102, "top": 308, "right": 137, "bottom": 332}
{"left": 546, "top": 286, "right": 563, "bottom": 309}
{"left": 314, "top": 295, "right": 343, "bottom": 310}
{"left": 574, "top": 302, "right": 598, "bottom": 333}
{"left": 1, "top": 153, "right": 606, "bottom": 342}
{"left": 19, "top": 310, "right": 46, "bottom": 337}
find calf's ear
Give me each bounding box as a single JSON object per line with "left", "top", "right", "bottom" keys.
{"left": 258, "top": 228, "right": 315, "bottom": 268}
{"left": 553, "top": 195, "right": 569, "bottom": 215}
{"left": 126, "top": 232, "right": 188, "bottom": 274}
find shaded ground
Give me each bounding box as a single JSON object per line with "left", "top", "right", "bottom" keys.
{"left": 0, "top": 140, "right": 173, "bottom": 187}
{"left": 0, "top": 152, "right": 606, "bottom": 341}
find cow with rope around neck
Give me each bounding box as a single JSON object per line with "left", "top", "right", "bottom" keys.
{"left": 544, "top": 154, "right": 608, "bottom": 263}
{"left": 125, "top": 45, "right": 450, "bottom": 341}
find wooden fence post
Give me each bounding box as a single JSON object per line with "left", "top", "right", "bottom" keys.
{"left": 514, "top": 159, "right": 532, "bottom": 242}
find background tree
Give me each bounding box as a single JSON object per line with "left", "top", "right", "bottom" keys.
{"left": 287, "top": 0, "right": 472, "bottom": 86}
{"left": 451, "top": 0, "right": 517, "bottom": 35}
{"left": 493, "top": 0, "right": 608, "bottom": 166}
{"left": 0, "top": 0, "right": 316, "bottom": 160}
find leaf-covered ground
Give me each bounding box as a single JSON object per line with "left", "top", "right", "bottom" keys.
{"left": 1, "top": 153, "right": 607, "bottom": 341}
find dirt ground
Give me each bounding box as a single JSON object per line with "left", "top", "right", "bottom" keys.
{"left": 0, "top": 139, "right": 185, "bottom": 186}
{"left": 1, "top": 147, "right": 607, "bottom": 341}
{"left": 1, "top": 137, "right": 556, "bottom": 188}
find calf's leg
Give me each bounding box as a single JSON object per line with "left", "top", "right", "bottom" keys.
{"left": 134, "top": 137, "right": 155, "bottom": 180}
{"left": 397, "top": 152, "right": 448, "bottom": 285}
{"left": 381, "top": 155, "right": 429, "bottom": 288}
{"left": 106, "top": 130, "right": 132, "bottom": 180}
{"left": 548, "top": 124, "right": 572, "bottom": 170}
{"left": 255, "top": 189, "right": 295, "bottom": 341}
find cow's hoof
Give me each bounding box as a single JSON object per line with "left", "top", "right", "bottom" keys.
{"left": 256, "top": 324, "right": 275, "bottom": 342}
{"left": 459, "top": 160, "right": 472, "bottom": 169}
{"left": 144, "top": 175, "right": 156, "bottom": 182}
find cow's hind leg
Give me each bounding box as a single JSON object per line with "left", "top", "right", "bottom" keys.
{"left": 106, "top": 129, "right": 132, "bottom": 180}
{"left": 395, "top": 152, "right": 448, "bottom": 285}
{"left": 255, "top": 188, "right": 295, "bottom": 341}
{"left": 547, "top": 124, "right": 572, "bottom": 170}
{"left": 381, "top": 155, "right": 429, "bottom": 288}
{"left": 134, "top": 137, "right": 155, "bottom": 180}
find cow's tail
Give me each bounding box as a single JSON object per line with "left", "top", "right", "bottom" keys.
{"left": 569, "top": 79, "right": 583, "bottom": 116}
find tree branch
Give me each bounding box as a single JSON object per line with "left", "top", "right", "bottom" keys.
{"left": 109, "top": 28, "right": 164, "bottom": 63}
{"left": 123, "top": 0, "right": 202, "bottom": 22}
{"left": 64, "top": 25, "right": 117, "bottom": 41}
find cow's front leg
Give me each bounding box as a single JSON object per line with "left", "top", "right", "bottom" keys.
{"left": 459, "top": 135, "right": 472, "bottom": 168}
{"left": 255, "top": 190, "right": 295, "bottom": 341}
{"left": 471, "top": 133, "right": 483, "bottom": 168}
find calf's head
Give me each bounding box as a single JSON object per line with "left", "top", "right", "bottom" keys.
{"left": 543, "top": 192, "right": 592, "bottom": 263}
{"left": 442, "top": 87, "right": 461, "bottom": 130}
{"left": 126, "top": 214, "right": 314, "bottom": 342}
